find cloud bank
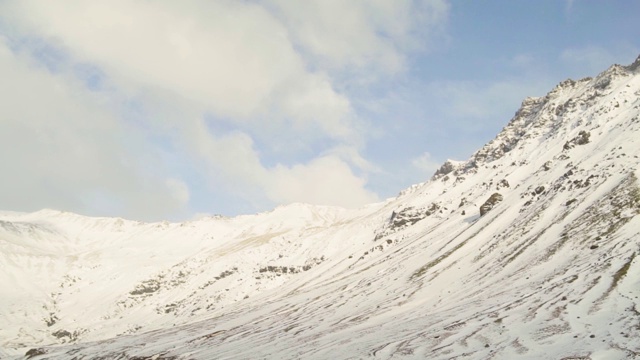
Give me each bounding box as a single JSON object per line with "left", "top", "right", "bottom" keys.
{"left": 0, "top": 1, "right": 448, "bottom": 220}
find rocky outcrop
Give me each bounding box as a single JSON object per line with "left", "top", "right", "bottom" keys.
{"left": 25, "top": 348, "right": 47, "bottom": 359}
{"left": 563, "top": 130, "right": 590, "bottom": 150}
{"left": 257, "top": 257, "right": 325, "bottom": 276}
{"left": 390, "top": 204, "right": 439, "bottom": 227}
{"left": 626, "top": 54, "right": 640, "bottom": 72}
{"left": 480, "top": 193, "right": 503, "bottom": 216}
{"left": 374, "top": 204, "right": 442, "bottom": 241}
{"left": 431, "top": 160, "right": 460, "bottom": 180}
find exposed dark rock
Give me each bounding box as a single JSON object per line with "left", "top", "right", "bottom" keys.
{"left": 468, "top": 96, "right": 546, "bottom": 168}
{"left": 130, "top": 355, "right": 178, "bottom": 360}
{"left": 480, "top": 193, "right": 504, "bottom": 216}
{"left": 258, "top": 257, "right": 324, "bottom": 275}
{"left": 425, "top": 203, "right": 440, "bottom": 216}
{"left": 377, "top": 204, "right": 441, "bottom": 241}
{"left": 44, "top": 313, "right": 59, "bottom": 327}
{"left": 25, "top": 348, "right": 46, "bottom": 358}
{"left": 50, "top": 328, "right": 84, "bottom": 343}
{"left": 594, "top": 77, "right": 611, "bottom": 90}
{"left": 52, "top": 329, "right": 72, "bottom": 339}
{"left": 432, "top": 160, "right": 458, "bottom": 180}
{"left": 626, "top": 54, "right": 640, "bottom": 72}
{"left": 130, "top": 279, "right": 161, "bottom": 296}
{"left": 575, "top": 131, "right": 590, "bottom": 145}
{"left": 214, "top": 268, "right": 237, "bottom": 280}
{"left": 563, "top": 131, "right": 590, "bottom": 150}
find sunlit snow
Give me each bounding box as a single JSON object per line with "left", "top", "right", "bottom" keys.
{"left": 1, "top": 57, "right": 640, "bottom": 359}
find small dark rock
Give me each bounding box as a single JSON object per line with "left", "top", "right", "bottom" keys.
{"left": 25, "top": 348, "right": 47, "bottom": 358}
{"left": 52, "top": 329, "right": 72, "bottom": 339}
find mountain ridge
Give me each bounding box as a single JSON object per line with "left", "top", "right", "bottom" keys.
{"left": 2, "top": 56, "right": 640, "bottom": 359}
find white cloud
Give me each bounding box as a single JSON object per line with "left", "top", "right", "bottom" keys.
{"left": 269, "top": 0, "right": 448, "bottom": 75}
{"left": 0, "top": 38, "right": 188, "bottom": 220}
{"left": 179, "top": 119, "right": 379, "bottom": 208}
{"left": 165, "top": 178, "right": 190, "bottom": 206}
{"left": 411, "top": 152, "right": 440, "bottom": 176}
{"left": 266, "top": 156, "right": 379, "bottom": 207}
{"left": 323, "top": 145, "right": 382, "bottom": 174}
{"left": 0, "top": 0, "right": 357, "bottom": 141}
{"left": 0, "top": 1, "right": 450, "bottom": 218}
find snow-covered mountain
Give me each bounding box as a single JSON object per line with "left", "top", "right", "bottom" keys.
{"left": 2, "top": 56, "right": 640, "bottom": 359}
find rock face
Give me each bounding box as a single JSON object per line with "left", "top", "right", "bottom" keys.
{"left": 563, "top": 130, "right": 591, "bottom": 150}
{"left": 434, "top": 55, "right": 640, "bottom": 182}
{"left": 431, "top": 159, "right": 461, "bottom": 180}
{"left": 2, "top": 56, "right": 640, "bottom": 359}
{"left": 375, "top": 203, "right": 441, "bottom": 240}
{"left": 479, "top": 193, "right": 503, "bottom": 216}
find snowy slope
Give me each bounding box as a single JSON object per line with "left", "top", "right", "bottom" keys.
{"left": 2, "top": 56, "right": 640, "bottom": 359}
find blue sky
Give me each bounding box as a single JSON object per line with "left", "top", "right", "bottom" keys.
{"left": 0, "top": 1, "right": 638, "bottom": 221}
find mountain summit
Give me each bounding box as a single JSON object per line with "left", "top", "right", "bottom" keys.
{"left": 2, "top": 56, "right": 640, "bottom": 359}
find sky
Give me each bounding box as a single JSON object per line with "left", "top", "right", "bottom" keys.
{"left": 0, "top": 1, "right": 638, "bottom": 221}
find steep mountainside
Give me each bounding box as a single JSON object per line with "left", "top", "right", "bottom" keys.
{"left": 1, "top": 56, "right": 640, "bottom": 359}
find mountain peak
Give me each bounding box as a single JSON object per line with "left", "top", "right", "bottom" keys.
{"left": 625, "top": 53, "right": 640, "bottom": 72}
{"left": 426, "top": 55, "right": 640, "bottom": 185}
